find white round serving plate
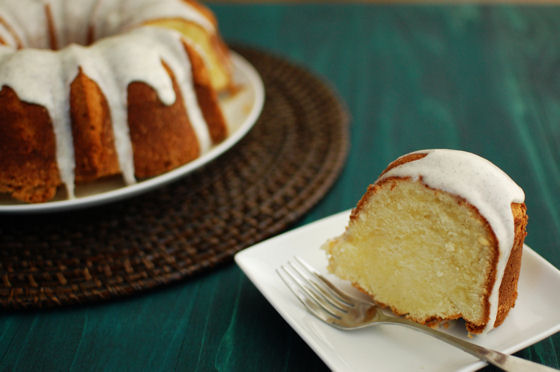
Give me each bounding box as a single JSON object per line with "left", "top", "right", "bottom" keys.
{"left": 0, "top": 52, "right": 264, "bottom": 214}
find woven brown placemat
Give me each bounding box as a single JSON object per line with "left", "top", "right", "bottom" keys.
{"left": 0, "top": 46, "right": 349, "bottom": 309}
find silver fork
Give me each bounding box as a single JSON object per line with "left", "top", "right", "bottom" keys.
{"left": 277, "top": 257, "right": 559, "bottom": 372}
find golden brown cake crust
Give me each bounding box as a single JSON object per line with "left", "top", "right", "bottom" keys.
{"left": 182, "top": 0, "right": 233, "bottom": 75}
{"left": 0, "top": 1, "right": 231, "bottom": 204}
{"left": 183, "top": 42, "right": 228, "bottom": 143}
{"left": 128, "top": 62, "right": 200, "bottom": 178}
{"left": 493, "top": 202, "right": 528, "bottom": 327}
{"left": 464, "top": 202, "right": 527, "bottom": 333}
{"left": 379, "top": 152, "right": 428, "bottom": 177}
{"left": 0, "top": 53, "right": 225, "bottom": 203}
{"left": 0, "top": 86, "right": 61, "bottom": 202}
{"left": 70, "top": 68, "right": 120, "bottom": 182}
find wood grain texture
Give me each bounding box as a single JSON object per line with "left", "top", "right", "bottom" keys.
{"left": 1, "top": 4, "right": 559, "bottom": 371}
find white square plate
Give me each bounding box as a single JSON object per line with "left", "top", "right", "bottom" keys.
{"left": 235, "top": 210, "right": 560, "bottom": 372}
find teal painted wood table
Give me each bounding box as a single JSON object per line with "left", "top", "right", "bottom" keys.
{"left": 1, "top": 4, "right": 559, "bottom": 371}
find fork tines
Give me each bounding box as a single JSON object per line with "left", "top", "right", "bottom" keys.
{"left": 276, "top": 256, "right": 355, "bottom": 321}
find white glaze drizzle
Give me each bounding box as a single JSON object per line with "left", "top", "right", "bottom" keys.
{"left": 0, "top": 47, "right": 77, "bottom": 197}
{"left": 90, "top": 0, "right": 214, "bottom": 40}
{"left": 0, "top": 0, "right": 50, "bottom": 48}
{"left": 45, "top": 0, "right": 100, "bottom": 48}
{"left": 0, "top": 0, "right": 215, "bottom": 197}
{"left": 379, "top": 149, "right": 525, "bottom": 333}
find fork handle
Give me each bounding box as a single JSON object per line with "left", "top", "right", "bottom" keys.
{"left": 383, "top": 316, "right": 559, "bottom": 372}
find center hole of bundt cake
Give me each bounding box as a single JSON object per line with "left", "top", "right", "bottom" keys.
{"left": 14, "top": 5, "right": 99, "bottom": 50}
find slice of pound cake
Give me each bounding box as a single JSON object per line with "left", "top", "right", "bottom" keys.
{"left": 323, "top": 149, "right": 528, "bottom": 334}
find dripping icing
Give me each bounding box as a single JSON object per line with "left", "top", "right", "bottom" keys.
{"left": 0, "top": 0, "right": 215, "bottom": 197}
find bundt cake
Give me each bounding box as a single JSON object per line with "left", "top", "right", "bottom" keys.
{"left": 0, "top": 0, "right": 233, "bottom": 203}
{"left": 323, "top": 149, "right": 528, "bottom": 334}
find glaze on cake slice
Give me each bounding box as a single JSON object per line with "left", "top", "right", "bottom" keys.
{"left": 323, "top": 149, "right": 528, "bottom": 334}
